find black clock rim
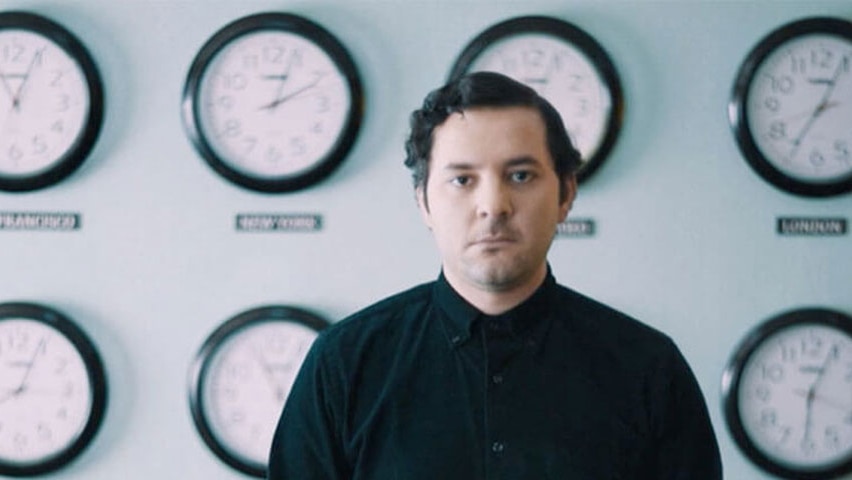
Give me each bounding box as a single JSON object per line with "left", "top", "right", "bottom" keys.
{"left": 181, "top": 12, "right": 364, "bottom": 194}
{"left": 187, "top": 305, "right": 330, "bottom": 477}
{"left": 446, "top": 14, "right": 624, "bottom": 184}
{"left": 0, "top": 11, "right": 105, "bottom": 193}
{"left": 0, "top": 302, "right": 108, "bottom": 477}
{"left": 729, "top": 16, "right": 852, "bottom": 198}
{"left": 721, "top": 307, "right": 852, "bottom": 480}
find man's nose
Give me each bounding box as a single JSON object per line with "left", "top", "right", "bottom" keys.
{"left": 475, "top": 179, "right": 512, "bottom": 219}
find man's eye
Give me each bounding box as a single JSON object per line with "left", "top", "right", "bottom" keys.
{"left": 451, "top": 176, "right": 471, "bottom": 186}
{"left": 510, "top": 171, "right": 533, "bottom": 183}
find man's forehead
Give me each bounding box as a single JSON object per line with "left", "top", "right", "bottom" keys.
{"left": 430, "top": 106, "right": 550, "bottom": 167}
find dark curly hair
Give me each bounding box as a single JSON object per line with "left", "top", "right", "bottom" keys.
{"left": 404, "top": 71, "right": 581, "bottom": 203}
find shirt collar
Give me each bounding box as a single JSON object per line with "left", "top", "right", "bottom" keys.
{"left": 434, "top": 268, "right": 558, "bottom": 349}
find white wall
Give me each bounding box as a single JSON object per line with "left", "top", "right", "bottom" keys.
{"left": 1, "top": 0, "right": 850, "bottom": 478}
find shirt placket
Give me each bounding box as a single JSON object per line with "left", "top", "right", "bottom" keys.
{"left": 483, "top": 318, "right": 520, "bottom": 480}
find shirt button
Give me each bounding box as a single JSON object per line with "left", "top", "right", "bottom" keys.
{"left": 491, "top": 374, "right": 503, "bottom": 384}
{"left": 491, "top": 441, "right": 505, "bottom": 453}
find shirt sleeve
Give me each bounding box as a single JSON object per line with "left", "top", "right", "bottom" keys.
{"left": 649, "top": 340, "right": 723, "bottom": 480}
{"left": 267, "top": 334, "right": 350, "bottom": 480}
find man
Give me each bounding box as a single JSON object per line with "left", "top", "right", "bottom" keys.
{"left": 268, "top": 72, "right": 722, "bottom": 479}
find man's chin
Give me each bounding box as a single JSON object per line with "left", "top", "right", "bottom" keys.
{"left": 464, "top": 262, "right": 526, "bottom": 292}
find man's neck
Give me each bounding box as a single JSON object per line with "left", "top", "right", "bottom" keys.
{"left": 443, "top": 264, "right": 548, "bottom": 315}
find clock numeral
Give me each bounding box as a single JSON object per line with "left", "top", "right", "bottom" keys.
{"left": 218, "top": 72, "right": 248, "bottom": 91}
{"left": 37, "top": 422, "right": 52, "bottom": 441}
{"left": 760, "top": 408, "right": 778, "bottom": 428}
{"left": 1, "top": 42, "right": 25, "bottom": 63}
{"left": 13, "top": 432, "right": 28, "bottom": 451}
{"left": 754, "top": 385, "right": 771, "bottom": 402}
{"left": 263, "top": 45, "right": 286, "bottom": 64}
{"left": 265, "top": 146, "right": 283, "bottom": 164}
{"left": 216, "top": 95, "right": 235, "bottom": 111}
{"left": 800, "top": 437, "right": 816, "bottom": 455}
{"left": 56, "top": 94, "right": 70, "bottom": 112}
{"left": 241, "top": 136, "right": 257, "bottom": 154}
{"left": 808, "top": 149, "right": 826, "bottom": 169}
{"left": 221, "top": 119, "right": 241, "bottom": 138}
{"left": 825, "top": 426, "right": 840, "bottom": 449}
{"left": 801, "top": 333, "right": 824, "bottom": 358}
{"left": 32, "top": 136, "right": 48, "bottom": 155}
{"left": 229, "top": 409, "right": 246, "bottom": 424}
{"left": 835, "top": 140, "right": 850, "bottom": 164}
{"left": 54, "top": 357, "right": 69, "bottom": 374}
{"left": 789, "top": 54, "right": 808, "bottom": 75}
{"left": 51, "top": 120, "right": 64, "bottom": 134}
{"left": 8, "top": 144, "right": 23, "bottom": 163}
{"left": 808, "top": 47, "right": 835, "bottom": 70}
{"left": 225, "top": 363, "right": 249, "bottom": 380}
{"left": 768, "top": 121, "right": 787, "bottom": 141}
{"left": 761, "top": 363, "right": 784, "bottom": 383}
{"left": 241, "top": 54, "right": 259, "bottom": 70}
{"left": 780, "top": 342, "right": 799, "bottom": 362}
{"left": 778, "top": 426, "right": 792, "bottom": 445}
{"left": 50, "top": 70, "right": 64, "bottom": 87}
{"left": 289, "top": 136, "right": 306, "bottom": 157}
{"left": 767, "top": 74, "right": 794, "bottom": 94}
{"left": 522, "top": 48, "right": 546, "bottom": 70}
{"left": 763, "top": 96, "right": 780, "bottom": 113}
{"left": 576, "top": 97, "right": 590, "bottom": 117}
{"left": 316, "top": 95, "right": 330, "bottom": 113}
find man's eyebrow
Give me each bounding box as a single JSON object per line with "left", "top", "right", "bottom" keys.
{"left": 440, "top": 156, "right": 542, "bottom": 171}
{"left": 505, "top": 156, "right": 541, "bottom": 168}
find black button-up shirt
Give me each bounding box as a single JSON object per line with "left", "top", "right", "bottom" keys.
{"left": 268, "top": 272, "right": 722, "bottom": 479}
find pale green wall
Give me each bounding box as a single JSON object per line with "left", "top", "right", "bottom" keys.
{"left": 1, "top": 0, "right": 850, "bottom": 478}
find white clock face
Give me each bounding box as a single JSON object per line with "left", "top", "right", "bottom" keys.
{"left": 196, "top": 30, "right": 352, "bottom": 179}
{"left": 746, "top": 33, "right": 852, "bottom": 183}
{"left": 0, "top": 319, "right": 94, "bottom": 465}
{"left": 0, "top": 29, "right": 91, "bottom": 178}
{"left": 737, "top": 323, "right": 852, "bottom": 470}
{"left": 200, "top": 320, "right": 318, "bottom": 467}
{"left": 467, "top": 33, "right": 613, "bottom": 165}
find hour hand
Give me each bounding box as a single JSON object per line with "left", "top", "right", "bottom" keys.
{"left": 258, "top": 75, "right": 323, "bottom": 111}
{"left": 262, "top": 73, "right": 290, "bottom": 81}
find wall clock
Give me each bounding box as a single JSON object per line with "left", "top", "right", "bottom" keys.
{"left": 0, "top": 11, "right": 104, "bottom": 193}
{"left": 729, "top": 17, "right": 852, "bottom": 197}
{"left": 0, "top": 302, "right": 108, "bottom": 477}
{"left": 721, "top": 307, "right": 852, "bottom": 479}
{"left": 182, "top": 12, "right": 363, "bottom": 193}
{"left": 448, "top": 15, "right": 624, "bottom": 183}
{"left": 187, "top": 305, "right": 329, "bottom": 477}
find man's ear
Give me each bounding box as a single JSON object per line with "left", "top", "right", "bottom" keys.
{"left": 416, "top": 186, "right": 433, "bottom": 230}
{"left": 559, "top": 175, "right": 578, "bottom": 222}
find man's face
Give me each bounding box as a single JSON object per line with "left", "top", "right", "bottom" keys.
{"left": 417, "top": 106, "right": 575, "bottom": 296}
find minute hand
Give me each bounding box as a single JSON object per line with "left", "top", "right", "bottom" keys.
{"left": 788, "top": 57, "right": 847, "bottom": 158}
{"left": 259, "top": 75, "right": 323, "bottom": 111}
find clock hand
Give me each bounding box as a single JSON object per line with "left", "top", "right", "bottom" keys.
{"left": 250, "top": 346, "right": 288, "bottom": 401}
{"left": 10, "top": 47, "right": 45, "bottom": 111}
{"left": 259, "top": 73, "right": 324, "bottom": 111}
{"left": 262, "top": 54, "right": 299, "bottom": 109}
{"left": 788, "top": 57, "right": 847, "bottom": 159}
{"left": 0, "top": 387, "right": 16, "bottom": 403}
{"left": 0, "top": 68, "right": 16, "bottom": 106}
{"left": 793, "top": 388, "right": 851, "bottom": 412}
{"left": 12, "top": 337, "right": 47, "bottom": 394}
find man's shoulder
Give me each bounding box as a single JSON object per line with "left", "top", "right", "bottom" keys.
{"left": 318, "top": 280, "right": 435, "bottom": 345}
{"left": 553, "top": 283, "right": 675, "bottom": 351}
